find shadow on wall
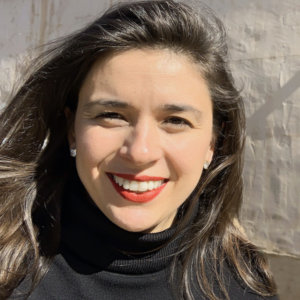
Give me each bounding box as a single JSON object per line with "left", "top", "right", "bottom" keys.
{"left": 247, "top": 70, "right": 300, "bottom": 140}
{"left": 268, "top": 254, "right": 300, "bottom": 300}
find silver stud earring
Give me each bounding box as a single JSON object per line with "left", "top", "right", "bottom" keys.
{"left": 70, "top": 148, "right": 77, "bottom": 157}
{"left": 203, "top": 161, "right": 210, "bottom": 170}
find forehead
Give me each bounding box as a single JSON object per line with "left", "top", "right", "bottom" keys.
{"left": 78, "top": 48, "right": 212, "bottom": 110}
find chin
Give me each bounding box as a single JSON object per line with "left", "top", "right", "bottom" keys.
{"left": 113, "top": 216, "right": 156, "bottom": 233}
{"left": 107, "top": 208, "right": 159, "bottom": 233}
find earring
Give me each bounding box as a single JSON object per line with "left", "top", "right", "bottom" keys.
{"left": 70, "top": 148, "right": 77, "bottom": 157}
{"left": 203, "top": 161, "right": 210, "bottom": 170}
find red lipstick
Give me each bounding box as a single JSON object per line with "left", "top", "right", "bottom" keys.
{"left": 107, "top": 173, "right": 168, "bottom": 203}
{"left": 112, "top": 172, "right": 166, "bottom": 182}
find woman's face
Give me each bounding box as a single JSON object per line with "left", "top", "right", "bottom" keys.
{"left": 69, "top": 48, "right": 214, "bottom": 233}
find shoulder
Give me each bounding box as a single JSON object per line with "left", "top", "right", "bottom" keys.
{"left": 224, "top": 265, "right": 279, "bottom": 300}
{"left": 227, "top": 279, "right": 279, "bottom": 300}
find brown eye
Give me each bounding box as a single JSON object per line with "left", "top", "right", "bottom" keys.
{"left": 94, "top": 111, "right": 128, "bottom": 128}
{"left": 164, "top": 116, "right": 192, "bottom": 127}
{"left": 95, "top": 112, "right": 126, "bottom": 120}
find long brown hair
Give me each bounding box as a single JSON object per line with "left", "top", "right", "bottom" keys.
{"left": 0, "top": 1, "right": 276, "bottom": 299}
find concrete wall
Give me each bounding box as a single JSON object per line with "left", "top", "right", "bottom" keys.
{"left": 0, "top": 0, "right": 299, "bottom": 261}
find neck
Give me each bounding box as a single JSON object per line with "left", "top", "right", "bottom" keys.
{"left": 59, "top": 173, "right": 182, "bottom": 275}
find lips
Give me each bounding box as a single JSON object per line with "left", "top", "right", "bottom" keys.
{"left": 107, "top": 172, "right": 168, "bottom": 203}
{"left": 112, "top": 172, "right": 166, "bottom": 182}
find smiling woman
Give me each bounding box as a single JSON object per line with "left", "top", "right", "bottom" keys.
{"left": 70, "top": 49, "right": 214, "bottom": 233}
{"left": 0, "top": 1, "right": 277, "bottom": 300}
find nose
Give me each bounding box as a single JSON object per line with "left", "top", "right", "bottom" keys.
{"left": 119, "top": 118, "right": 163, "bottom": 166}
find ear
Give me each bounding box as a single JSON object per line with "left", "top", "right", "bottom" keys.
{"left": 64, "top": 107, "right": 76, "bottom": 149}
{"left": 205, "top": 139, "right": 214, "bottom": 164}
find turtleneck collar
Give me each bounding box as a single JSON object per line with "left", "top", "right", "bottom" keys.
{"left": 60, "top": 172, "right": 183, "bottom": 275}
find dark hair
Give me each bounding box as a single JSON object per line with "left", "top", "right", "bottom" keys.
{"left": 0, "top": 1, "right": 276, "bottom": 299}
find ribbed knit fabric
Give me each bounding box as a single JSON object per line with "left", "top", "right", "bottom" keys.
{"left": 60, "top": 174, "right": 180, "bottom": 276}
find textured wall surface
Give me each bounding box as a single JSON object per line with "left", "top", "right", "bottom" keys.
{"left": 205, "top": 0, "right": 300, "bottom": 257}
{"left": 0, "top": 0, "right": 299, "bottom": 257}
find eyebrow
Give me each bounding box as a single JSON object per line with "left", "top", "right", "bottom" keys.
{"left": 82, "top": 99, "right": 130, "bottom": 110}
{"left": 160, "top": 104, "right": 202, "bottom": 114}
{"left": 159, "top": 104, "right": 203, "bottom": 120}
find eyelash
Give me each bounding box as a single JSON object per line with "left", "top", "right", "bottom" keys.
{"left": 94, "top": 112, "right": 192, "bottom": 128}
{"left": 95, "top": 112, "right": 126, "bottom": 120}
{"left": 163, "top": 116, "right": 192, "bottom": 127}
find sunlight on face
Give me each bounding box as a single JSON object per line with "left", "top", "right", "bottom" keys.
{"left": 68, "top": 48, "right": 214, "bottom": 233}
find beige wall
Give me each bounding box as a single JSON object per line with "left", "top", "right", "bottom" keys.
{"left": 0, "top": 0, "right": 299, "bottom": 258}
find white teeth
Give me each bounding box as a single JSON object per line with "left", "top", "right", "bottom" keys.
{"left": 116, "top": 176, "right": 124, "bottom": 186}
{"left": 112, "top": 175, "right": 165, "bottom": 192}
{"left": 148, "top": 181, "right": 154, "bottom": 190}
{"left": 129, "top": 181, "right": 139, "bottom": 191}
{"left": 138, "top": 181, "right": 148, "bottom": 192}
{"left": 123, "top": 179, "right": 130, "bottom": 190}
{"left": 154, "top": 181, "right": 160, "bottom": 189}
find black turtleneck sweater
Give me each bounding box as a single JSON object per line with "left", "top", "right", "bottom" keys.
{"left": 12, "top": 176, "right": 278, "bottom": 300}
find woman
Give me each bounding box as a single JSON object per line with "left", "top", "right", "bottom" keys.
{"left": 0, "top": 1, "right": 278, "bottom": 299}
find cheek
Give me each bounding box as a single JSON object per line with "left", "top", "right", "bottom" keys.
{"left": 74, "top": 125, "right": 124, "bottom": 165}
{"left": 166, "top": 134, "right": 211, "bottom": 178}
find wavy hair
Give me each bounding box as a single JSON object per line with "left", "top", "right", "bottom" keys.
{"left": 0, "top": 1, "right": 276, "bottom": 299}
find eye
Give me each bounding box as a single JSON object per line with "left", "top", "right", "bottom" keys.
{"left": 94, "top": 111, "right": 128, "bottom": 127}
{"left": 95, "top": 112, "right": 125, "bottom": 120}
{"left": 163, "top": 116, "right": 192, "bottom": 128}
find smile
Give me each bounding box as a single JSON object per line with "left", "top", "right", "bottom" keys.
{"left": 107, "top": 173, "right": 168, "bottom": 203}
